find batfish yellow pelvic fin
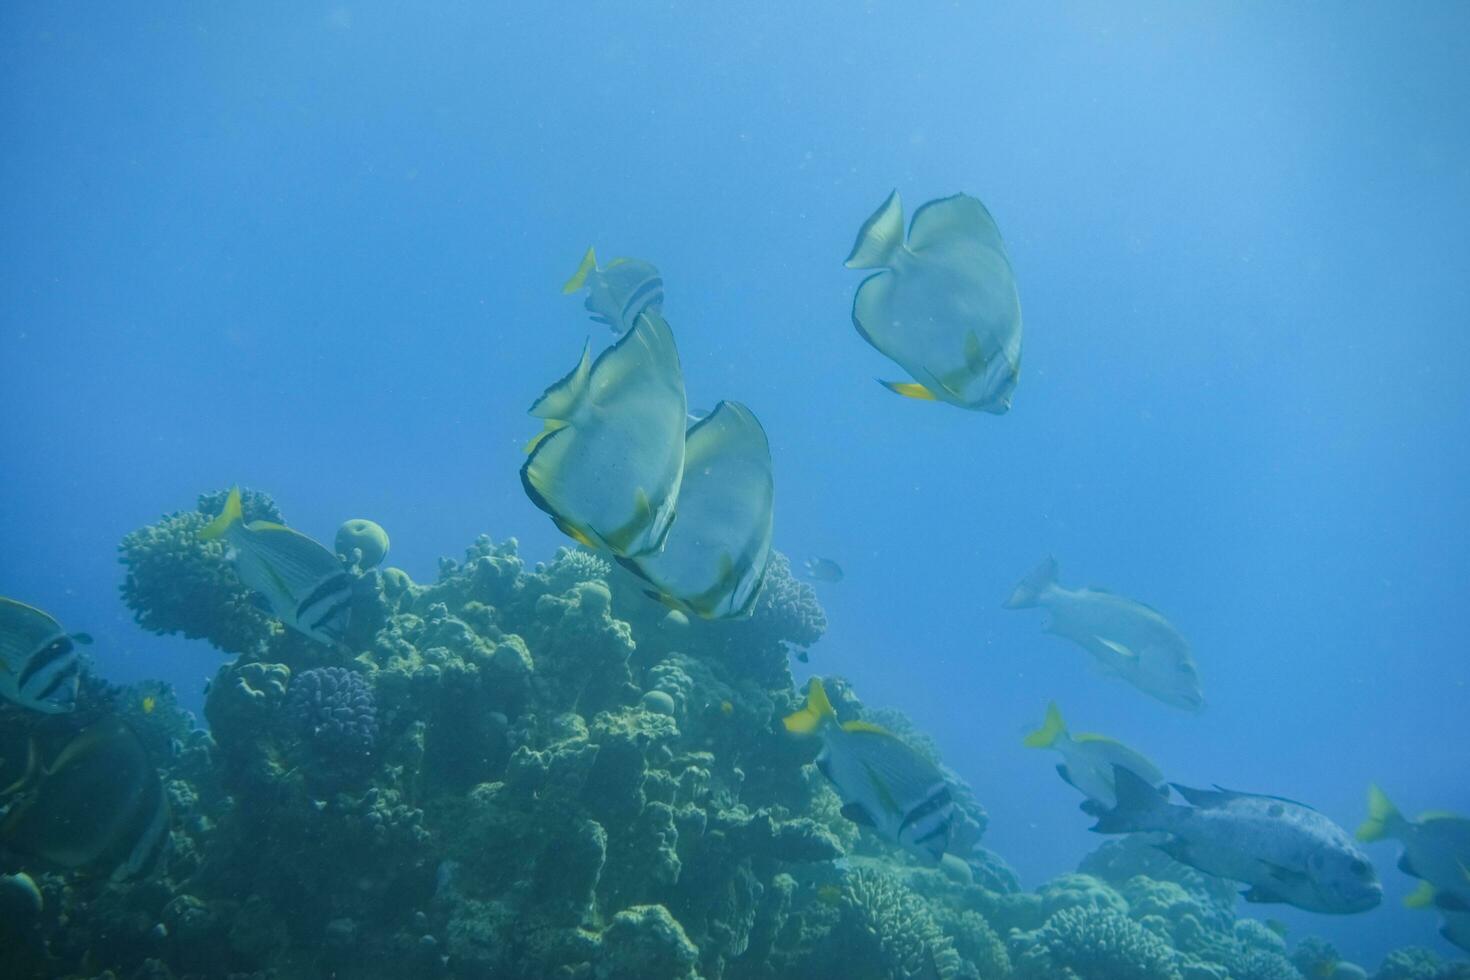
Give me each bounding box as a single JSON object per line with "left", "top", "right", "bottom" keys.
{"left": 879, "top": 380, "right": 938, "bottom": 401}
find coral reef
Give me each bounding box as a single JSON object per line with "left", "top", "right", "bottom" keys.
{"left": 285, "top": 666, "right": 379, "bottom": 762}
{"left": 4, "top": 490, "right": 1465, "bottom": 980}
{"left": 118, "top": 488, "right": 284, "bottom": 655}
{"left": 336, "top": 518, "right": 391, "bottom": 571}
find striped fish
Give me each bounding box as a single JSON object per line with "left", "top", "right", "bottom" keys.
{"left": 562, "top": 246, "right": 665, "bottom": 336}
{"left": 784, "top": 678, "right": 957, "bottom": 864}
{"left": 0, "top": 597, "right": 88, "bottom": 714}
{"left": 199, "top": 487, "right": 355, "bottom": 647}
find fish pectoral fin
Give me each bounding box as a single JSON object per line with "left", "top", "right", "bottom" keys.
{"left": 1079, "top": 799, "right": 1106, "bottom": 817}
{"left": 524, "top": 419, "right": 569, "bottom": 454}
{"left": 1242, "top": 886, "right": 1286, "bottom": 905}
{"left": 840, "top": 802, "right": 877, "bottom": 828}
{"left": 1435, "top": 890, "right": 1470, "bottom": 913}
{"left": 878, "top": 379, "right": 938, "bottom": 401}
{"left": 552, "top": 518, "right": 599, "bottom": 550}
{"left": 1055, "top": 763, "right": 1079, "bottom": 790}
{"left": 1260, "top": 861, "right": 1310, "bottom": 885}
{"left": 1154, "top": 838, "right": 1193, "bottom": 866}
{"left": 1404, "top": 880, "right": 1437, "bottom": 909}
{"left": 1094, "top": 636, "right": 1138, "bottom": 662}
{"left": 1398, "top": 852, "right": 1419, "bottom": 877}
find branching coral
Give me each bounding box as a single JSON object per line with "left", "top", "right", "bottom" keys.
{"left": 813, "top": 867, "right": 965, "bottom": 980}
{"left": 119, "top": 488, "right": 282, "bottom": 654}
{"left": 1011, "top": 904, "right": 1183, "bottom": 980}
{"left": 26, "top": 496, "right": 1468, "bottom": 979}
{"left": 285, "top": 666, "right": 378, "bottom": 761}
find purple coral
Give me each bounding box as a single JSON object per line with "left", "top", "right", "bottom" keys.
{"left": 285, "top": 667, "right": 378, "bottom": 759}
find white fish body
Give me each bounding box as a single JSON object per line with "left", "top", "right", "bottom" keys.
{"left": 562, "top": 246, "right": 664, "bottom": 336}
{"left": 0, "top": 597, "right": 84, "bottom": 714}
{"left": 803, "top": 557, "right": 844, "bottom": 583}
{"left": 1005, "top": 557, "right": 1203, "bottom": 712}
{"left": 620, "top": 401, "right": 774, "bottom": 619}
{"left": 846, "top": 191, "right": 1022, "bottom": 413}
{"left": 200, "top": 489, "right": 355, "bottom": 648}
{"left": 1357, "top": 786, "right": 1470, "bottom": 914}
{"left": 1097, "top": 769, "right": 1381, "bottom": 914}
{"left": 521, "top": 311, "right": 687, "bottom": 557}
{"left": 1024, "top": 702, "right": 1165, "bottom": 810}
{"left": 783, "top": 678, "right": 956, "bottom": 865}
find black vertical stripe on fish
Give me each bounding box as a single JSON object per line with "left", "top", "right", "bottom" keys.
{"left": 898, "top": 783, "right": 953, "bottom": 836}
{"left": 16, "top": 635, "right": 74, "bottom": 690}
{"left": 295, "top": 572, "right": 354, "bottom": 623}
{"left": 308, "top": 597, "right": 353, "bottom": 637}
{"left": 912, "top": 819, "right": 953, "bottom": 846}
{"left": 31, "top": 662, "right": 79, "bottom": 704}
{"left": 621, "top": 277, "right": 664, "bottom": 323}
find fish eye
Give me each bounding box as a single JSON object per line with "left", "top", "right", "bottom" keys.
{"left": 1350, "top": 859, "right": 1369, "bottom": 877}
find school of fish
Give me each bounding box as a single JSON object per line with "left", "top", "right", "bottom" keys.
{"left": 2, "top": 193, "right": 1464, "bottom": 953}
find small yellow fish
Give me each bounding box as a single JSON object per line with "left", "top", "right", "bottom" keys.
{"left": 815, "top": 883, "right": 842, "bottom": 907}
{"left": 720, "top": 700, "right": 734, "bottom": 717}
{"left": 141, "top": 695, "right": 156, "bottom": 715}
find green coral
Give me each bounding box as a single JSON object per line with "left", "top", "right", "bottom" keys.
{"left": 118, "top": 488, "right": 282, "bottom": 654}
{"left": 1012, "top": 904, "right": 1182, "bottom": 980}
{"left": 336, "top": 518, "right": 390, "bottom": 571}
{"left": 820, "top": 867, "right": 965, "bottom": 980}
{"left": 20, "top": 494, "right": 1470, "bottom": 979}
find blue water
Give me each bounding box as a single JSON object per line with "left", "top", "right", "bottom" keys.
{"left": 4, "top": 2, "right": 1467, "bottom": 966}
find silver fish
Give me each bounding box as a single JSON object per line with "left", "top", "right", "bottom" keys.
{"left": 200, "top": 488, "right": 354, "bottom": 647}
{"left": 1357, "top": 785, "right": 1470, "bottom": 917}
{"left": 562, "top": 246, "right": 664, "bottom": 336}
{"left": 802, "top": 557, "right": 844, "bottom": 583}
{"left": 0, "top": 597, "right": 88, "bottom": 714}
{"left": 1005, "top": 557, "right": 1203, "bottom": 712}
{"left": 1095, "top": 767, "right": 1381, "bottom": 914}
{"left": 784, "top": 678, "right": 955, "bottom": 864}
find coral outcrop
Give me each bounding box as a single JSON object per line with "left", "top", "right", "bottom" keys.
{"left": 2, "top": 489, "right": 1463, "bottom": 979}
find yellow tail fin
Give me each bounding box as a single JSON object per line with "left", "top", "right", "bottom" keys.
{"left": 1405, "top": 880, "right": 1437, "bottom": 909}
{"left": 1356, "top": 784, "right": 1403, "bottom": 842}
{"left": 783, "top": 677, "right": 835, "bottom": 734}
{"left": 562, "top": 246, "right": 598, "bottom": 294}
{"left": 1024, "top": 701, "right": 1066, "bottom": 748}
{"left": 198, "top": 487, "right": 243, "bottom": 541}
